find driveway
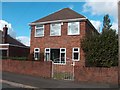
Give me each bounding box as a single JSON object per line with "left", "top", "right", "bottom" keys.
{"left": 2, "top": 71, "right": 118, "bottom": 89}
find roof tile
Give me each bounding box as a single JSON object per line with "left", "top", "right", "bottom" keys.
{"left": 32, "top": 8, "right": 85, "bottom": 23}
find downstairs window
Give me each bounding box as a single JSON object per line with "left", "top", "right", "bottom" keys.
{"left": 34, "top": 48, "right": 40, "bottom": 60}
{"left": 72, "top": 48, "right": 80, "bottom": 61}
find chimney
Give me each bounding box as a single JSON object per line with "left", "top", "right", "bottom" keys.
{"left": 3, "top": 25, "right": 8, "bottom": 43}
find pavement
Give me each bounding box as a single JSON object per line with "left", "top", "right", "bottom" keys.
{"left": 1, "top": 71, "right": 119, "bottom": 89}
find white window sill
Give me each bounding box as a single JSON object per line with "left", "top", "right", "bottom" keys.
{"left": 68, "top": 34, "right": 80, "bottom": 36}
{"left": 53, "top": 62, "right": 66, "bottom": 65}
{"left": 50, "top": 35, "right": 61, "bottom": 37}
{"left": 34, "top": 35, "right": 44, "bottom": 38}
{"left": 72, "top": 59, "right": 80, "bottom": 61}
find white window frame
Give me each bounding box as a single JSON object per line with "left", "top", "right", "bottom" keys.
{"left": 35, "top": 25, "right": 44, "bottom": 37}
{"left": 68, "top": 22, "right": 80, "bottom": 35}
{"left": 44, "top": 48, "right": 50, "bottom": 61}
{"left": 50, "top": 23, "right": 61, "bottom": 36}
{"left": 72, "top": 48, "right": 80, "bottom": 61}
{"left": 34, "top": 48, "right": 40, "bottom": 60}
{"left": 60, "top": 48, "right": 66, "bottom": 64}
{"left": 44, "top": 48, "right": 66, "bottom": 64}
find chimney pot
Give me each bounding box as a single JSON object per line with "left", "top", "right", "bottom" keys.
{"left": 3, "top": 25, "right": 8, "bottom": 43}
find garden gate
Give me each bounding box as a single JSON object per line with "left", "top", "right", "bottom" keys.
{"left": 52, "top": 60, "right": 75, "bottom": 80}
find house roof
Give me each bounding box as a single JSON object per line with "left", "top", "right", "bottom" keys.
{"left": 32, "top": 8, "right": 86, "bottom": 24}
{"left": 0, "top": 30, "right": 28, "bottom": 47}
{"left": 6, "top": 34, "right": 27, "bottom": 47}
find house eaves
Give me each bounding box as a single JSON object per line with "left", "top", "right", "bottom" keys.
{"left": 29, "top": 18, "right": 87, "bottom": 26}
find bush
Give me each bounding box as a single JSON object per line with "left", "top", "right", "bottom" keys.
{"left": 1, "top": 56, "right": 28, "bottom": 60}
{"left": 81, "top": 14, "right": 118, "bottom": 67}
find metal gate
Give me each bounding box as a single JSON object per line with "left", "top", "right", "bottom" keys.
{"left": 52, "top": 60, "right": 75, "bottom": 80}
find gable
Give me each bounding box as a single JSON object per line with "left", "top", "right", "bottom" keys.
{"left": 31, "top": 8, "right": 86, "bottom": 24}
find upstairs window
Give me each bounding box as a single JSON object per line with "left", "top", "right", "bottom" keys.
{"left": 34, "top": 48, "right": 40, "bottom": 60}
{"left": 72, "top": 48, "right": 80, "bottom": 61}
{"left": 50, "top": 23, "right": 61, "bottom": 36}
{"left": 35, "top": 25, "right": 44, "bottom": 37}
{"left": 68, "top": 22, "right": 80, "bottom": 35}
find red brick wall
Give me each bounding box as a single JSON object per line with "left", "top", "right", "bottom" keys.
{"left": 9, "top": 46, "right": 30, "bottom": 57}
{"left": 30, "top": 21, "right": 87, "bottom": 66}
{"left": 2, "top": 60, "right": 52, "bottom": 78}
{"left": 74, "top": 66, "right": 118, "bottom": 84}
{"left": 0, "top": 45, "right": 29, "bottom": 57}
{"left": 2, "top": 60, "right": 118, "bottom": 84}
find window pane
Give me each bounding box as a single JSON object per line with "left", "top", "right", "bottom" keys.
{"left": 36, "top": 29, "right": 44, "bottom": 36}
{"left": 36, "top": 25, "right": 43, "bottom": 28}
{"left": 46, "top": 53, "right": 50, "bottom": 61}
{"left": 46, "top": 49, "right": 50, "bottom": 51}
{"left": 51, "top": 23, "right": 61, "bottom": 36}
{"left": 35, "top": 52, "right": 39, "bottom": 59}
{"left": 74, "top": 53, "right": 78, "bottom": 59}
{"left": 68, "top": 22, "right": 79, "bottom": 35}
{"left": 74, "top": 48, "right": 78, "bottom": 51}
{"left": 61, "top": 53, "right": 65, "bottom": 63}
{"left": 61, "top": 49, "right": 65, "bottom": 52}
{"left": 35, "top": 49, "right": 39, "bottom": 51}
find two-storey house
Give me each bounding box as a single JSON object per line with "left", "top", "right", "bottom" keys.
{"left": 29, "top": 8, "right": 98, "bottom": 66}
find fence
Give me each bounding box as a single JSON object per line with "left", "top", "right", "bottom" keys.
{"left": 52, "top": 61, "right": 74, "bottom": 80}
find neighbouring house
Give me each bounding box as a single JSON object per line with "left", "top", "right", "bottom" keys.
{"left": 0, "top": 25, "right": 30, "bottom": 59}
{"left": 29, "top": 8, "right": 98, "bottom": 66}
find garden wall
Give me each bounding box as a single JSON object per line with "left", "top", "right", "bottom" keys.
{"left": 2, "top": 60, "right": 119, "bottom": 85}
{"left": 74, "top": 66, "right": 118, "bottom": 85}
{"left": 2, "top": 60, "right": 52, "bottom": 78}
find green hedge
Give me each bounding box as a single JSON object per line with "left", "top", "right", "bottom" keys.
{"left": 1, "top": 56, "right": 28, "bottom": 60}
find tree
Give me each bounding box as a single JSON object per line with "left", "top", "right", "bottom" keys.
{"left": 103, "top": 14, "right": 112, "bottom": 31}
{"left": 81, "top": 14, "right": 118, "bottom": 67}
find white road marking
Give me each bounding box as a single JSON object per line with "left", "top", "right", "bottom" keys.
{"left": 1, "top": 79, "right": 38, "bottom": 88}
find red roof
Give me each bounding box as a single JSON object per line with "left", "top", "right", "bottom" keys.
{"left": 32, "top": 8, "right": 86, "bottom": 23}
{"left": 0, "top": 30, "right": 27, "bottom": 47}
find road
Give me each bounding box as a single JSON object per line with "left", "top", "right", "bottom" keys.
{"left": 2, "top": 71, "right": 119, "bottom": 89}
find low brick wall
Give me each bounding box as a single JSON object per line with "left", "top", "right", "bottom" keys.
{"left": 2, "top": 60, "right": 52, "bottom": 78}
{"left": 2, "top": 60, "right": 119, "bottom": 85}
{"left": 74, "top": 66, "right": 118, "bottom": 85}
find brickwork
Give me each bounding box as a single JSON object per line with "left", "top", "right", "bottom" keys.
{"left": 30, "top": 21, "right": 87, "bottom": 67}
{"left": 74, "top": 66, "right": 118, "bottom": 84}
{"left": 9, "top": 46, "right": 29, "bottom": 57}
{"left": 2, "top": 60, "right": 118, "bottom": 84}
{"left": 2, "top": 60, "right": 52, "bottom": 78}
{"left": 0, "top": 45, "right": 29, "bottom": 57}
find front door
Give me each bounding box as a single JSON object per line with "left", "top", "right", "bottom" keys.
{"left": 50, "top": 49, "right": 60, "bottom": 63}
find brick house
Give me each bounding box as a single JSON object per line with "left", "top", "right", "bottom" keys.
{"left": 0, "top": 25, "right": 30, "bottom": 58}
{"left": 29, "top": 8, "right": 98, "bottom": 66}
